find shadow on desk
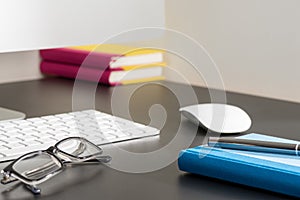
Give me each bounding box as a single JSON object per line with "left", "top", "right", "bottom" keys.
{"left": 177, "top": 174, "right": 297, "bottom": 200}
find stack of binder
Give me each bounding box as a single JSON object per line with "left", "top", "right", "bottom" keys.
{"left": 178, "top": 133, "right": 300, "bottom": 198}
{"left": 40, "top": 44, "right": 165, "bottom": 86}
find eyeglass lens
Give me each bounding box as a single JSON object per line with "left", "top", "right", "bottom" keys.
{"left": 56, "top": 138, "right": 102, "bottom": 158}
{"left": 12, "top": 152, "right": 62, "bottom": 181}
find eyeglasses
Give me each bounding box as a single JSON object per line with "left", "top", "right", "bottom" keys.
{"left": 0, "top": 137, "right": 111, "bottom": 195}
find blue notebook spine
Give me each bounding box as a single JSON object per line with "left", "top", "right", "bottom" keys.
{"left": 178, "top": 147, "right": 300, "bottom": 198}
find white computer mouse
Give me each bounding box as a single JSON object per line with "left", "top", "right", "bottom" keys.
{"left": 179, "top": 103, "right": 252, "bottom": 134}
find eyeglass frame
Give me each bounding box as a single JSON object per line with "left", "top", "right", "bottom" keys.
{"left": 1, "top": 137, "right": 111, "bottom": 194}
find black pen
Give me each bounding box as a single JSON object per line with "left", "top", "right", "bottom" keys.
{"left": 208, "top": 137, "right": 300, "bottom": 156}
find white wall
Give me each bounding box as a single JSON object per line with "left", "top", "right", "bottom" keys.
{"left": 0, "top": 51, "right": 42, "bottom": 84}
{"left": 165, "top": 0, "right": 300, "bottom": 102}
{"left": 0, "top": 0, "right": 165, "bottom": 53}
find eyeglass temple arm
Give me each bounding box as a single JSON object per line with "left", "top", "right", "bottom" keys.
{"left": 63, "top": 155, "right": 112, "bottom": 166}
{"left": 25, "top": 184, "right": 41, "bottom": 195}
{"left": 72, "top": 155, "right": 112, "bottom": 164}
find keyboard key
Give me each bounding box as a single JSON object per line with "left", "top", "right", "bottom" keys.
{"left": 0, "top": 122, "right": 16, "bottom": 129}
{"left": 27, "top": 118, "right": 47, "bottom": 123}
{"left": 41, "top": 115, "right": 57, "bottom": 120}
{"left": 0, "top": 145, "right": 10, "bottom": 151}
{"left": 4, "top": 142, "right": 26, "bottom": 149}
{"left": 10, "top": 120, "right": 32, "bottom": 126}
{"left": 23, "top": 140, "right": 43, "bottom": 146}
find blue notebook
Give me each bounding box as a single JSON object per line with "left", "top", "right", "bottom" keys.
{"left": 178, "top": 133, "right": 300, "bottom": 198}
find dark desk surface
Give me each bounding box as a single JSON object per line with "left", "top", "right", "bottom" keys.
{"left": 0, "top": 78, "right": 300, "bottom": 200}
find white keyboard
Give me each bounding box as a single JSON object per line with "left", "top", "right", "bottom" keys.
{"left": 0, "top": 110, "right": 160, "bottom": 162}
